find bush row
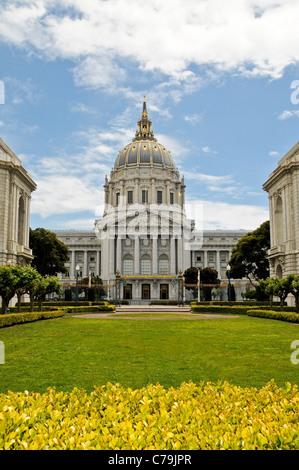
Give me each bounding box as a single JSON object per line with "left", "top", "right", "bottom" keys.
{"left": 0, "top": 310, "right": 65, "bottom": 329}
{"left": 21, "top": 301, "right": 109, "bottom": 307}
{"left": 64, "top": 305, "right": 115, "bottom": 313}
{"left": 247, "top": 309, "right": 299, "bottom": 324}
{"left": 191, "top": 305, "right": 250, "bottom": 314}
{"left": 0, "top": 380, "right": 298, "bottom": 450}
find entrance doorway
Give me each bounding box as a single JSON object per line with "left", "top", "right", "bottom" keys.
{"left": 160, "top": 284, "right": 169, "bottom": 300}
{"left": 124, "top": 284, "right": 132, "bottom": 300}
{"left": 142, "top": 284, "right": 151, "bottom": 300}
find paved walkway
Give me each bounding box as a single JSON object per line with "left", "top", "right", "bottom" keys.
{"left": 72, "top": 312, "right": 239, "bottom": 320}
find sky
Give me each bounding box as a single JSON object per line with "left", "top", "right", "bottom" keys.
{"left": 1, "top": 0, "right": 299, "bottom": 232}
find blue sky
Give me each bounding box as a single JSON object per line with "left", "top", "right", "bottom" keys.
{"left": 1, "top": 0, "right": 299, "bottom": 232}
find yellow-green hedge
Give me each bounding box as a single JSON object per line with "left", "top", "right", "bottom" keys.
{"left": 0, "top": 381, "right": 298, "bottom": 450}
{"left": 247, "top": 309, "right": 299, "bottom": 323}
{"left": 0, "top": 310, "right": 65, "bottom": 328}
{"left": 64, "top": 305, "right": 115, "bottom": 313}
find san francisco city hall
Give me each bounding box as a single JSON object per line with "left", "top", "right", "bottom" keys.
{"left": 54, "top": 99, "right": 248, "bottom": 302}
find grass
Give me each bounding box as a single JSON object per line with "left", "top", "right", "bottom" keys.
{"left": 0, "top": 314, "right": 298, "bottom": 393}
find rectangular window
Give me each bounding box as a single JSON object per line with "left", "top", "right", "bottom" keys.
{"left": 157, "top": 190, "right": 163, "bottom": 204}
{"left": 170, "top": 192, "right": 174, "bottom": 204}
{"left": 116, "top": 192, "right": 120, "bottom": 206}
{"left": 127, "top": 190, "right": 133, "bottom": 204}
{"left": 142, "top": 190, "right": 148, "bottom": 203}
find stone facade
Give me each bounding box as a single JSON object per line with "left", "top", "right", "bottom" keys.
{"left": 263, "top": 141, "right": 299, "bottom": 278}
{"left": 55, "top": 99, "right": 248, "bottom": 302}
{"left": 0, "top": 138, "right": 36, "bottom": 266}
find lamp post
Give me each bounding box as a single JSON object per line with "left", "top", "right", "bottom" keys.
{"left": 75, "top": 265, "right": 80, "bottom": 307}
{"left": 115, "top": 270, "right": 121, "bottom": 307}
{"left": 178, "top": 270, "right": 184, "bottom": 307}
{"left": 197, "top": 268, "right": 201, "bottom": 303}
{"left": 227, "top": 264, "right": 231, "bottom": 307}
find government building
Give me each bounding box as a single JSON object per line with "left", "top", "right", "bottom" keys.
{"left": 263, "top": 140, "right": 299, "bottom": 278}
{"left": 0, "top": 138, "right": 36, "bottom": 267}
{"left": 54, "top": 99, "right": 248, "bottom": 302}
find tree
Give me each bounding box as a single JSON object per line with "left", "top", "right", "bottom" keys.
{"left": 184, "top": 267, "right": 219, "bottom": 301}
{"left": 259, "top": 276, "right": 293, "bottom": 311}
{"left": 14, "top": 265, "right": 41, "bottom": 312}
{"left": 288, "top": 275, "right": 299, "bottom": 313}
{"left": 228, "top": 221, "right": 270, "bottom": 284}
{"left": 29, "top": 228, "right": 69, "bottom": 276}
{"left": 259, "top": 277, "right": 278, "bottom": 309}
{"left": 29, "top": 276, "right": 61, "bottom": 312}
{"left": 0, "top": 266, "right": 20, "bottom": 315}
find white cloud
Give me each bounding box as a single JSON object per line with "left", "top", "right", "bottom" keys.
{"left": 185, "top": 198, "right": 269, "bottom": 231}
{"left": 0, "top": 0, "right": 298, "bottom": 93}
{"left": 269, "top": 150, "right": 279, "bottom": 156}
{"left": 278, "top": 110, "right": 299, "bottom": 120}
{"left": 184, "top": 114, "right": 202, "bottom": 125}
{"left": 31, "top": 174, "right": 104, "bottom": 218}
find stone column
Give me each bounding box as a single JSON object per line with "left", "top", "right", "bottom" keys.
{"left": 170, "top": 236, "right": 176, "bottom": 274}
{"left": 109, "top": 238, "right": 115, "bottom": 276}
{"left": 96, "top": 250, "right": 100, "bottom": 276}
{"left": 83, "top": 250, "right": 88, "bottom": 277}
{"left": 116, "top": 237, "right": 122, "bottom": 272}
{"left": 152, "top": 237, "right": 158, "bottom": 274}
{"left": 203, "top": 250, "right": 208, "bottom": 268}
{"left": 216, "top": 250, "right": 221, "bottom": 277}
{"left": 71, "top": 250, "right": 75, "bottom": 279}
{"left": 134, "top": 236, "right": 139, "bottom": 274}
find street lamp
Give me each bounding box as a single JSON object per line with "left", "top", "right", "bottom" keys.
{"left": 75, "top": 265, "right": 80, "bottom": 307}
{"left": 197, "top": 268, "right": 201, "bottom": 303}
{"left": 227, "top": 264, "right": 231, "bottom": 307}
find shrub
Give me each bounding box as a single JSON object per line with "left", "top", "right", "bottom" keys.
{"left": 0, "top": 310, "right": 65, "bottom": 328}
{"left": 247, "top": 309, "right": 299, "bottom": 324}
{"left": 0, "top": 380, "right": 298, "bottom": 450}
{"left": 64, "top": 305, "right": 115, "bottom": 313}
{"left": 191, "top": 305, "right": 249, "bottom": 315}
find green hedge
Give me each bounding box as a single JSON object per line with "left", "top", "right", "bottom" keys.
{"left": 5, "top": 306, "right": 61, "bottom": 313}
{"left": 64, "top": 305, "right": 115, "bottom": 313}
{"left": 191, "top": 305, "right": 250, "bottom": 314}
{"left": 247, "top": 309, "right": 299, "bottom": 324}
{"left": 0, "top": 310, "right": 66, "bottom": 328}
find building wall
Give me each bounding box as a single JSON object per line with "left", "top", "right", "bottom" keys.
{"left": 0, "top": 138, "right": 36, "bottom": 267}
{"left": 263, "top": 142, "right": 299, "bottom": 278}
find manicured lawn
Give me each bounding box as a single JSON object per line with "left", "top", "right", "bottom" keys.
{"left": 0, "top": 315, "right": 298, "bottom": 393}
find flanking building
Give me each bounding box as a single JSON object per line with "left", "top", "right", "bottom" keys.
{"left": 55, "top": 99, "right": 248, "bottom": 302}
{"left": 263, "top": 140, "right": 299, "bottom": 278}
{"left": 0, "top": 138, "right": 36, "bottom": 267}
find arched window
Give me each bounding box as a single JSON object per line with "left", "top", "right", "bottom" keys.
{"left": 276, "top": 264, "right": 283, "bottom": 279}
{"left": 141, "top": 255, "right": 151, "bottom": 275}
{"left": 275, "top": 196, "right": 284, "bottom": 246}
{"left": 18, "top": 196, "right": 26, "bottom": 246}
{"left": 123, "top": 255, "right": 134, "bottom": 275}
{"left": 159, "top": 254, "right": 169, "bottom": 275}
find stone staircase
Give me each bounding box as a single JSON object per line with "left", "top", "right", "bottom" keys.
{"left": 114, "top": 305, "right": 191, "bottom": 314}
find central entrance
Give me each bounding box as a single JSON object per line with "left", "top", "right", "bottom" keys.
{"left": 123, "top": 283, "right": 132, "bottom": 300}
{"left": 160, "top": 284, "right": 169, "bottom": 300}
{"left": 142, "top": 284, "right": 151, "bottom": 300}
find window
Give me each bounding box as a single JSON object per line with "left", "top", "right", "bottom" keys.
{"left": 116, "top": 192, "right": 120, "bottom": 206}
{"left": 123, "top": 255, "right": 134, "bottom": 275}
{"left": 141, "top": 255, "right": 151, "bottom": 275}
{"left": 170, "top": 192, "right": 174, "bottom": 204}
{"left": 197, "top": 256, "right": 201, "bottom": 262}
{"left": 157, "top": 190, "right": 163, "bottom": 204}
{"left": 159, "top": 255, "right": 169, "bottom": 275}
{"left": 17, "top": 197, "right": 25, "bottom": 245}
{"left": 127, "top": 190, "right": 133, "bottom": 204}
{"left": 142, "top": 190, "right": 148, "bottom": 203}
